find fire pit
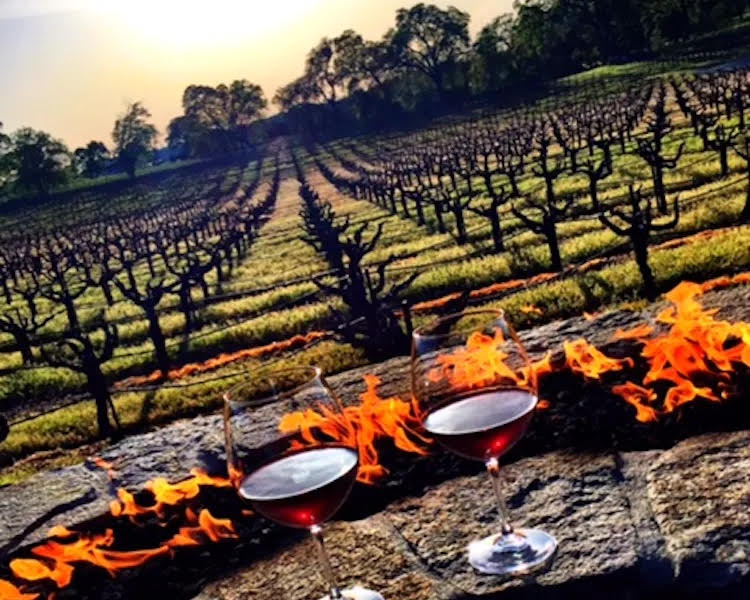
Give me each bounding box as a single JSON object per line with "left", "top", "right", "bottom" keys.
{"left": 0, "top": 278, "right": 749, "bottom": 599}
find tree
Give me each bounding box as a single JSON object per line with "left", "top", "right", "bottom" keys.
{"left": 4, "top": 128, "right": 69, "bottom": 195}
{"left": 731, "top": 134, "right": 750, "bottom": 222}
{"left": 167, "top": 114, "right": 201, "bottom": 157}
{"left": 512, "top": 135, "right": 572, "bottom": 271}
{"left": 73, "top": 141, "right": 109, "bottom": 178}
{"left": 471, "top": 15, "right": 516, "bottom": 94}
{"left": 273, "top": 78, "right": 310, "bottom": 111}
{"left": 112, "top": 102, "right": 158, "bottom": 179}
{"left": 599, "top": 186, "right": 679, "bottom": 300}
{"left": 390, "top": 3, "right": 470, "bottom": 98}
{"left": 333, "top": 30, "right": 396, "bottom": 95}
{"left": 35, "top": 239, "right": 121, "bottom": 438}
{"left": 181, "top": 80, "right": 267, "bottom": 152}
{"left": 303, "top": 38, "right": 342, "bottom": 107}
{"left": 0, "top": 272, "right": 55, "bottom": 364}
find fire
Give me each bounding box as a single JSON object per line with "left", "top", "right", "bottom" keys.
{"left": 28, "top": 530, "right": 170, "bottom": 579}
{"left": 91, "top": 457, "right": 116, "bottom": 481}
{"left": 110, "top": 468, "right": 233, "bottom": 522}
{"left": 563, "top": 338, "right": 633, "bottom": 380}
{"left": 118, "top": 332, "right": 330, "bottom": 388}
{"left": 611, "top": 382, "right": 659, "bottom": 423}
{"left": 428, "top": 328, "right": 531, "bottom": 390}
{"left": 280, "top": 374, "right": 431, "bottom": 484}
{"left": 9, "top": 529, "right": 169, "bottom": 591}
{"left": 166, "top": 509, "right": 237, "bottom": 547}
{"left": 612, "top": 324, "right": 654, "bottom": 341}
{"left": 610, "top": 276, "right": 750, "bottom": 421}
{"left": 9, "top": 559, "right": 73, "bottom": 589}
{"left": 0, "top": 580, "right": 38, "bottom": 600}
{"left": 5, "top": 470, "right": 238, "bottom": 597}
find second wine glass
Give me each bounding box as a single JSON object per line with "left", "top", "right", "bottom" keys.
{"left": 411, "top": 309, "right": 557, "bottom": 576}
{"left": 224, "top": 366, "right": 385, "bottom": 600}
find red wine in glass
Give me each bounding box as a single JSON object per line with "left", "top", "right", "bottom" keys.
{"left": 423, "top": 389, "right": 536, "bottom": 461}
{"left": 239, "top": 446, "right": 359, "bottom": 529}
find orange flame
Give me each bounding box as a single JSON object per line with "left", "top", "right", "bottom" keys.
{"left": 611, "top": 324, "right": 654, "bottom": 341}
{"left": 611, "top": 382, "right": 659, "bottom": 423}
{"left": 563, "top": 338, "right": 633, "bottom": 380}
{"left": 28, "top": 530, "right": 170, "bottom": 579}
{"left": 166, "top": 509, "right": 237, "bottom": 548}
{"left": 7, "top": 470, "right": 238, "bottom": 597}
{"left": 110, "top": 469, "right": 233, "bottom": 522}
{"left": 91, "top": 457, "right": 116, "bottom": 481}
{"left": 3, "top": 273, "right": 750, "bottom": 597}
{"left": 9, "top": 559, "right": 73, "bottom": 589}
{"left": 0, "top": 580, "right": 38, "bottom": 600}
{"left": 427, "top": 328, "right": 534, "bottom": 391}
{"left": 279, "top": 374, "right": 431, "bottom": 484}
{"left": 611, "top": 276, "right": 750, "bottom": 421}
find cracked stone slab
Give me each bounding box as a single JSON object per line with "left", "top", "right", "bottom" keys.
{"left": 646, "top": 429, "right": 750, "bottom": 588}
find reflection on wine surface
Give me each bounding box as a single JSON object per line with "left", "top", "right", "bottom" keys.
{"left": 240, "top": 446, "right": 359, "bottom": 529}
{"left": 423, "top": 389, "right": 536, "bottom": 461}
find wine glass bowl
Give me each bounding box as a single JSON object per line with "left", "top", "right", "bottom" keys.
{"left": 223, "top": 366, "right": 385, "bottom": 600}
{"left": 412, "top": 310, "right": 557, "bottom": 577}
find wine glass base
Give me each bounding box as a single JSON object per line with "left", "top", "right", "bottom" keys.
{"left": 468, "top": 528, "right": 557, "bottom": 577}
{"left": 319, "top": 587, "right": 385, "bottom": 600}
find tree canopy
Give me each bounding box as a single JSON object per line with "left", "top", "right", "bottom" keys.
{"left": 169, "top": 79, "right": 267, "bottom": 155}
{"left": 273, "top": 0, "right": 750, "bottom": 135}
{"left": 74, "top": 141, "right": 110, "bottom": 179}
{"left": 2, "top": 128, "right": 70, "bottom": 195}
{"left": 112, "top": 102, "right": 158, "bottom": 179}
{"left": 390, "top": 3, "right": 470, "bottom": 97}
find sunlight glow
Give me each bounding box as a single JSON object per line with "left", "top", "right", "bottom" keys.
{"left": 94, "top": 0, "right": 321, "bottom": 48}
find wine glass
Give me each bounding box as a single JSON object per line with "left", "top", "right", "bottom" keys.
{"left": 411, "top": 309, "right": 557, "bottom": 576}
{"left": 224, "top": 366, "right": 384, "bottom": 600}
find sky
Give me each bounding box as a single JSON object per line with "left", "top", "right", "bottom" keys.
{"left": 0, "top": 0, "right": 514, "bottom": 149}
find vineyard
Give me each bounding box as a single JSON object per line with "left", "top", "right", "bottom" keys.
{"left": 2, "top": 62, "right": 750, "bottom": 484}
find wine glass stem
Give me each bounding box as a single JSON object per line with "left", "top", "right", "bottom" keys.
{"left": 310, "top": 524, "right": 343, "bottom": 599}
{"left": 486, "top": 457, "right": 514, "bottom": 535}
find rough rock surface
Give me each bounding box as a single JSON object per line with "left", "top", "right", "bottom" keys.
{"left": 196, "top": 431, "right": 750, "bottom": 599}
{"left": 647, "top": 430, "right": 750, "bottom": 588}
{"left": 0, "top": 285, "right": 748, "bottom": 564}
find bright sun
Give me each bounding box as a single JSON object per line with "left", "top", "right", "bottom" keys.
{"left": 94, "top": 0, "right": 320, "bottom": 48}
